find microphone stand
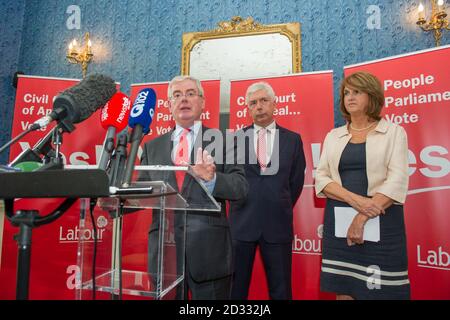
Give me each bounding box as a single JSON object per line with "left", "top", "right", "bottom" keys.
{"left": 109, "top": 133, "right": 128, "bottom": 189}
{"left": 9, "top": 127, "right": 57, "bottom": 167}
{"left": 0, "top": 114, "right": 74, "bottom": 158}
{"left": 0, "top": 128, "right": 35, "bottom": 155}
{"left": 4, "top": 119, "right": 76, "bottom": 171}
{"left": 4, "top": 198, "right": 78, "bottom": 300}
{"left": 3, "top": 117, "right": 78, "bottom": 299}
{"left": 99, "top": 132, "right": 128, "bottom": 299}
{"left": 36, "top": 120, "right": 75, "bottom": 171}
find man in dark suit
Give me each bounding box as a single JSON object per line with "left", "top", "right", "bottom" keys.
{"left": 230, "top": 82, "right": 306, "bottom": 300}
{"left": 139, "top": 76, "right": 248, "bottom": 300}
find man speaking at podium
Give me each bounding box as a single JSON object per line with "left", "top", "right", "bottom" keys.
{"left": 139, "top": 75, "right": 248, "bottom": 300}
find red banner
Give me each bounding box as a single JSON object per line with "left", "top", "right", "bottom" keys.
{"left": 0, "top": 75, "right": 119, "bottom": 299}
{"left": 344, "top": 45, "right": 450, "bottom": 299}
{"left": 229, "top": 71, "right": 335, "bottom": 299}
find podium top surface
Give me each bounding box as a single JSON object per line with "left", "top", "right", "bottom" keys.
{"left": 0, "top": 167, "right": 221, "bottom": 212}
{"left": 0, "top": 169, "right": 110, "bottom": 199}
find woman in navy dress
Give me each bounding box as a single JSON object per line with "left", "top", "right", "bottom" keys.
{"left": 315, "top": 71, "right": 410, "bottom": 300}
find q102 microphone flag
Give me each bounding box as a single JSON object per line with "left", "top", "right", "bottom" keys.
{"left": 122, "top": 88, "right": 157, "bottom": 186}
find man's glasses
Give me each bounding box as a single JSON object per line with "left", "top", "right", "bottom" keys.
{"left": 171, "top": 90, "right": 202, "bottom": 101}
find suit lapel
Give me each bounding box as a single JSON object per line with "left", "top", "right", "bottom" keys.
{"left": 244, "top": 125, "right": 261, "bottom": 175}
{"left": 161, "top": 130, "right": 179, "bottom": 191}
{"left": 267, "top": 125, "right": 286, "bottom": 168}
{"left": 180, "top": 125, "right": 209, "bottom": 192}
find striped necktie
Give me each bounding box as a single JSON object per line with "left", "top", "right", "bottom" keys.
{"left": 257, "top": 128, "right": 267, "bottom": 172}
{"left": 174, "top": 128, "right": 190, "bottom": 190}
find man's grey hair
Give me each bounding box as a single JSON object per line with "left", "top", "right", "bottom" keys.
{"left": 167, "top": 75, "right": 204, "bottom": 99}
{"left": 245, "top": 82, "right": 276, "bottom": 105}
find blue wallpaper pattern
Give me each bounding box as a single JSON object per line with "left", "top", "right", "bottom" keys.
{"left": 0, "top": 0, "right": 25, "bottom": 163}
{"left": 1, "top": 0, "right": 449, "bottom": 163}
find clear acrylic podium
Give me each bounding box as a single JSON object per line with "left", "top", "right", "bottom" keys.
{"left": 75, "top": 167, "right": 221, "bottom": 300}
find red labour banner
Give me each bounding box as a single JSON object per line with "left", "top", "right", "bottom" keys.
{"left": 229, "top": 71, "right": 335, "bottom": 299}
{"left": 0, "top": 75, "right": 120, "bottom": 299}
{"left": 344, "top": 45, "right": 450, "bottom": 299}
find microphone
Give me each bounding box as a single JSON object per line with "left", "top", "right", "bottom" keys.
{"left": 122, "top": 88, "right": 157, "bottom": 187}
{"left": 98, "top": 92, "right": 131, "bottom": 170}
{"left": 109, "top": 132, "right": 128, "bottom": 187}
{"left": 105, "top": 93, "right": 136, "bottom": 186}
{"left": 31, "top": 73, "right": 117, "bottom": 130}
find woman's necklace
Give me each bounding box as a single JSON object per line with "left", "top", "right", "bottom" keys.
{"left": 350, "top": 122, "right": 376, "bottom": 132}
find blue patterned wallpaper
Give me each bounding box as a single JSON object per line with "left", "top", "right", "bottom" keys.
{"left": 0, "top": 0, "right": 25, "bottom": 164}
{"left": 1, "top": 0, "right": 449, "bottom": 163}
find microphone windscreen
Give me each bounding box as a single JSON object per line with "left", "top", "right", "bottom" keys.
{"left": 101, "top": 92, "right": 131, "bottom": 132}
{"left": 128, "top": 88, "right": 156, "bottom": 134}
{"left": 54, "top": 73, "right": 117, "bottom": 124}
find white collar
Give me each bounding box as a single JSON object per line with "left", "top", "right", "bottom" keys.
{"left": 254, "top": 121, "right": 276, "bottom": 133}
{"left": 174, "top": 121, "right": 202, "bottom": 139}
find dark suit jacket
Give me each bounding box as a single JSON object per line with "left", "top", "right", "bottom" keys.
{"left": 140, "top": 126, "right": 248, "bottom": 282}
{"left": 230, "top": 124, "right": 306, "bottom": 243}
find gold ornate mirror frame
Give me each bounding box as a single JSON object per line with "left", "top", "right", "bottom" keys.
{"left": 181, "top": 17, "right": 301, "bottom": 114}
{"left": 181, "top": 17, "right": 301, "bottom": 75}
